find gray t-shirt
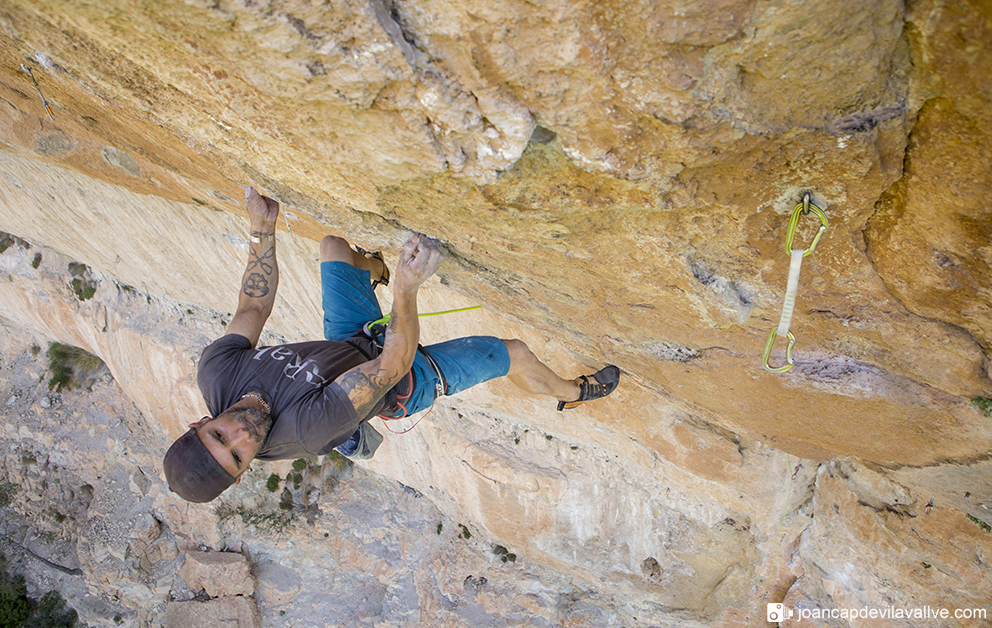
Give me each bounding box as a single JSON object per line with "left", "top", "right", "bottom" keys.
{"left": 197, "top": 333, "right": 378, "bottom": 460}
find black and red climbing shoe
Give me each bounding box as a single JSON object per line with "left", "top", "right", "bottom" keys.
{"left": 557, "top": 365, "right": 621, "bottom": 411}
{"left": 353, "top": 246, "right": 390, "bottom": 290}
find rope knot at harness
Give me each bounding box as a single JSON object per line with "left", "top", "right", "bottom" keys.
{"left": 761, "top": 192, "right": 828, "bottom": 373}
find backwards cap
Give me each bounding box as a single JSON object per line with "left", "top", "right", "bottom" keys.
{"left": 163, "top": 428, "right": 236, "bottom": 503}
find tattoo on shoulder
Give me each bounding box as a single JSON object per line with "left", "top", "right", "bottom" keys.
{"left": 243, "top": 272, "right": 270, "bottom": 298}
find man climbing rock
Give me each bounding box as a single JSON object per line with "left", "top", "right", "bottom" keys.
{"left": 164, "top": 187, "right": 620, "bottom": 503}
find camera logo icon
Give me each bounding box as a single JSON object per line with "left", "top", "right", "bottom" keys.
{"left": 767, "top": 603, "right": 794, "bottom": 623}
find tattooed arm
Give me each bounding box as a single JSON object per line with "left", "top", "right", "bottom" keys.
{"left": 334, "top": 235, "right": 443, "bottom": 419}
{"left": 226, "top": 187, "right": 280, "bottom": 348}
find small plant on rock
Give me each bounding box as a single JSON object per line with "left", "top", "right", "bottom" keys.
{"left": 0, "top": 483, "right": 17, "bottom": 508}
{"left": 968, "top": 514, "right": 992, "bottom": 533}
{"left": 67, "top": 262, "right": 97, "bottom": 301}
{"left": 280, "top": 488, "right": 294, "bottom": 511}
{"left": 493, "top": 545, "right": 517, "bottom": 563}
{"left": 216, "top": 505, "right": 296, "bottom": 534}
{"left": 973, "top": 396, "right": 992, "bottom": 418}
{"left": 45, "top": 343, "right": 108, "bottom": 393}
{"left": 0, "top": 232, "right": 29, "bottom": 255}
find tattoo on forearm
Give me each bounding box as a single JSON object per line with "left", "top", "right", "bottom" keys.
{"left": 337, "top": 364, "right": 398, "bottom": 419}
{"left": 246, "top": 245, "right": 275, "bottom": 275}
{"left": 243, "top": 273, "right": 270, "bottom": 298}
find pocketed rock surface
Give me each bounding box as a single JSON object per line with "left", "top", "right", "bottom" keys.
{"left": 0, "top": 0, "right": 990, "bottom": 626}
{"left": 0, "top": 198, "right": 989, "bottom": 628}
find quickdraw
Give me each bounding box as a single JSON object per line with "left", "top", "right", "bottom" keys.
{"left": 21, "top": 64, "right": 55, "bottom": 121}
{"left": 761, "top": 192, "right": 828, "bottom": 373}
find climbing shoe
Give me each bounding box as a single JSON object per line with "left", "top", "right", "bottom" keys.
{"left": 557, "top": 365, "right": 621, "bottom": 411}
{"left": 353, "top": 246, "right": 390, "bottom": 290}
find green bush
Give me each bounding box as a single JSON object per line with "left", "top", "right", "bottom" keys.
{"left": 0, "top": 555, "right": 76, "bottom": 628}
{"left": 46, "top": 343, "right": 107, "bottom": 393}
{"left": 19, "top": 591, "right": 77, "bottom": 628}
{"left": 0, "top": 573, "right": 31, "bottom": 628}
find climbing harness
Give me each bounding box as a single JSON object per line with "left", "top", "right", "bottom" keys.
{"left": 761, "top": 192, "right": 828, "bottom": 373}
{"left": 358, "top": 305, "right": 481, "bottom": 433}
{"left": 21, "top": 64, "right": 55, "bottom": 121}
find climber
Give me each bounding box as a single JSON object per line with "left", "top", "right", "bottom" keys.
{"left": 163, "top": 187, "right": 620, "bottom": 503}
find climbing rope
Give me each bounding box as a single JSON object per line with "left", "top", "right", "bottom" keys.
{"left": 360, "top": 305, "right": 483, "bottom": 434}
{"left": 761, "top": 192, "right": 828, "bottom": 373}
{"left": 366, "top": 305, "right": 482, "bottom": 329}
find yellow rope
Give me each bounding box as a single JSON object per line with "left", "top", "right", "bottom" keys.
{"left": 370, "top": 305, "right": 482, "bottom": 327}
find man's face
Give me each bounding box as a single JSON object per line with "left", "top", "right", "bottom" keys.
{"left": 193, "top": 407, "right": 272, "bottom": 478}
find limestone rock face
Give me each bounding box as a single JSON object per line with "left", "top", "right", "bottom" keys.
{"left": 866, "top": 0, "right": 992, "bottom": 354}
{"left": 179, "top": 550, "right": 256, "bottom": 598}
{"left": 789, "top": 460, "right": 992, "bottom": 622}
{"left": 0, "top": 0, "right": 989, "bottom": 466}
{"left": 254, "top": 559, "right": 302, "bottom": 607}
{"left": 166, "top": 597, "right": 261, "bottom": 628}
{"left": 0, "top": 0, "right": 991, "bottom": 626}
{"left": 2, "top": 187, "right": 991, "bottom": 628}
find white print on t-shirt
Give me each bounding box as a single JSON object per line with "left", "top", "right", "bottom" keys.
{"left": 252, "top": 346, "right": 329, "bottom": 387}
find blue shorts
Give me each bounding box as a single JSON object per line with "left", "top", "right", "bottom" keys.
{"left": 321, "top": 261, "right": 510, "bottom": 416}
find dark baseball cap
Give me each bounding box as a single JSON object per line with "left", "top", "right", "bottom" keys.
{"left": 163, "top": 428, "right": 236, "bottom": 503}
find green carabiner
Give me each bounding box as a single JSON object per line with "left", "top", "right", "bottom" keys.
{"left": 784, "top": 193, "right": 829, "bottom": 257}
{"left": 762, "top": 328, "right": 796, "bottom": 373}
